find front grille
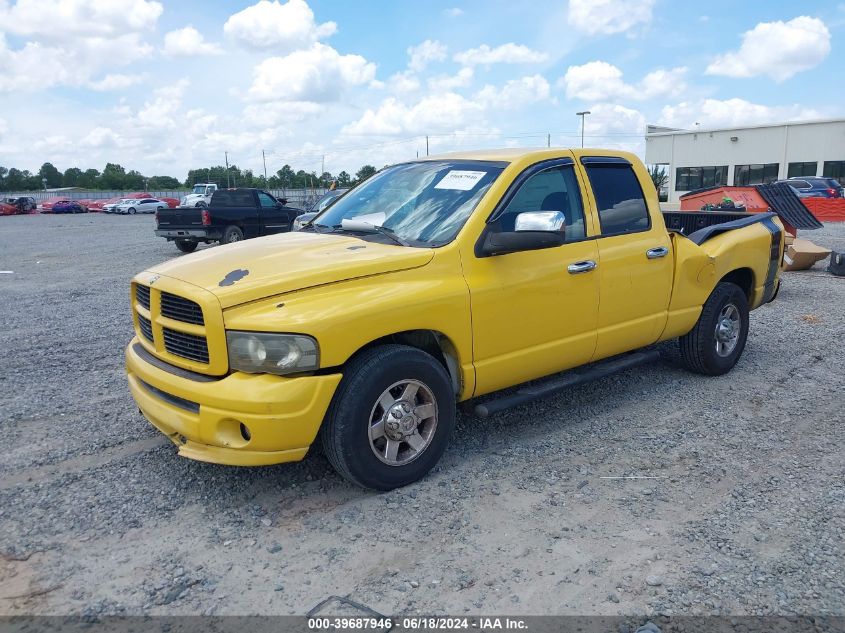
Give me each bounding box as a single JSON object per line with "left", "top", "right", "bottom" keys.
{"left": 160, "top": 292, "right": 204, "bottom": 325}
{"left": 135, "top": 284, "right": 150, "bottom": 310}
{"left": 163, "top": 328, "right": 209, "bottom": 363}
{"left": 137, "top": 314, "right": 153, "bottom": 342}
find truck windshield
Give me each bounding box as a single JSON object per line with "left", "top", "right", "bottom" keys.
{"left": 192, "top": 186, "right": 206, "bottom": 194}
{"left": 312, "top": 160, "right": 504, "bottom": 246}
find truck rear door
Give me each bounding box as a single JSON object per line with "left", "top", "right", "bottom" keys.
{"left": 578, "top": 156, "right": 672, "bottom": 359}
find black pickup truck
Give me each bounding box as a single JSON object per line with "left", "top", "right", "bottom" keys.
{"left": 155, "top": 188, "right": 304, "bottom": 252}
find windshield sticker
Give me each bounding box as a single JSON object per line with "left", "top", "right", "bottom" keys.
{"left": 434, "top": 170, "right": 486, "bottom": 191}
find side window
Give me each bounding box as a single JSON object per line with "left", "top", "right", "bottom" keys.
{"left": 498, "top": 165, "right": 586, "bottom": 241}
{"left": 258, "top": 192, "right": 276, "bottom": 208}
{"left": 584, "top": 164, "right": 649, "bottom": 236}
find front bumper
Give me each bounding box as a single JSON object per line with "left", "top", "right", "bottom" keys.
{"left": 126, "top": 339, "right": 342, "bottom": 466}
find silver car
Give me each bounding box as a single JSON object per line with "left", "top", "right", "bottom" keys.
{"left": 103, "top": 198, "right": 135, "bottom": 214}
{"left": 116, "top": 198, "right": 167, "bottom": 215}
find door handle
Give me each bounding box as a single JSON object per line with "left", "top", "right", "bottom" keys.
{"left": 567, "top": 260, "right": 597, "bottom": 274}
{"left": 646, "top": 246, "right": 669, "bottom": 259}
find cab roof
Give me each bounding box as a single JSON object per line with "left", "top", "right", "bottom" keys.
{"left": 418, "top": 147, "right": 638, "bottom": 164}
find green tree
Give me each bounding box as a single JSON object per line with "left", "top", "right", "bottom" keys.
{"left": 336, "top": 171, "right": 351, "bottom": 187}
{"left": 39, "top": 162, "right": 62, "bottom": 188}
{"left": 80, "top": 169, "right": 100, "bottom": 189}
{"left": 5, "top": 168, "right": 25, "bottom": 190}
{"left": 63, "top": 167, "right": 83, "bottom": 187}
{"left": 101, "top": 163, "right": 127, "bottom": 189}
{"left": 648, "top": 164, "right": 669, "bottom": 200}
{"left": 148, "top": 175, "right": 181, "bottom": 190}
{"left": 354, "top": 165, "right": 377, "bottom": 184}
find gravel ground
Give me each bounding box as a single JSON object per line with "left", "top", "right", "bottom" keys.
{"left": 0, "top": 214, "right": 843, "bottom": 618}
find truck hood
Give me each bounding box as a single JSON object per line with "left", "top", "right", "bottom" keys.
{"left": 148, "top": 231, "right": 435, "bottom": 308}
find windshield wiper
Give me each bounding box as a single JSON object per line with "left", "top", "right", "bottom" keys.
{"left": 331, "top": 222, "right": 411, "bottom": 247}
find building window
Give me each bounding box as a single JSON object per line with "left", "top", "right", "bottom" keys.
{"left": 787, "top": 162, "right": 817, "bottom": 178}
{"left": 823, "top": 160, "right": 845, "bottom": 185}
{"left": 675, "top": 165, "right": 728, "bottom": 191}
{"left": 734, "top": 163, "right": 779, "bottom": 186}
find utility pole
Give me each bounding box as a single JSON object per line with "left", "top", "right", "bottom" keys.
{"left": 576, "top": 111, "right": 591, "bottom": 148}
{"left": 426, "top": 135, "right": 429, "bottom": 156}
{"left": 547, "top": 133, "right": 551, "bottom": 148}
{"left": 225, "top": 151, "right": 230, "bottom": 188}
{"left": 262, "top": 150, "right": 268, "bottom": 183}
{"left": 321, "top": 155, "right": 325, "bottom": 188}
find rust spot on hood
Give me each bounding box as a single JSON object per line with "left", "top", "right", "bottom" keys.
{"left": 219, "top": 269, "right": 249, "bottom": 287}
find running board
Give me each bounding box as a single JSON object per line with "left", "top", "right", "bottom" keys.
{"left": 473, "top": 349, "right": 661, "bottom": 418}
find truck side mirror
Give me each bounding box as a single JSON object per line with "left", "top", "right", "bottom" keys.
{"left": 478, "top": 211, "right": 566, "bottom": 257}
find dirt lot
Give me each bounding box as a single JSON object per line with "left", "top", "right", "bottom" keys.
{"left": 0, "top": 214, "right": 843, "bottom": 618}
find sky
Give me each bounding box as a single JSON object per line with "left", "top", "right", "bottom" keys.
{"left": 0, "top": 0, "right": 843, "bottom": 180}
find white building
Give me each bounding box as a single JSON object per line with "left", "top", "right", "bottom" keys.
{"left": 645, "top": 118, "right": 845, "bottom": 202}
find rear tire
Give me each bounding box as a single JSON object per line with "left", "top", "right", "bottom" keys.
{"left": 196, "top": 202, "right": 207, "bottom": 208}
{"left": 175, "top": 240, "right": 198, "bottom": 253}
{"left": 679, "top": 282, "right": 749, "bottom": 376}
{"left": 321, "top": 345, "right": 455, "bottom": 490}
{"left": 221, "top": 225, "right": 244, "bottom": 244}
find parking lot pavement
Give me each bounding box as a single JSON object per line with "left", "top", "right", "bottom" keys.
{"left": 1, "top": 214, "right": 843, "bottom": 617}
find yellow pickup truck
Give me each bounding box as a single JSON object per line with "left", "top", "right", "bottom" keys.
{"left": 126, "top": 149, "right": 783, "bottom": 489}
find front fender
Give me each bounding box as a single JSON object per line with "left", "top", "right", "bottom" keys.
{"left": 221, "top": 246, "right": 476, "bottom": 399}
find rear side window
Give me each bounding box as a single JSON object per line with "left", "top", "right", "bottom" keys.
{"left": 584, "top": 164, "right": 650, "bottom": 236}
{"left": 212, "top": 191, "right": 255, "bottom": 207}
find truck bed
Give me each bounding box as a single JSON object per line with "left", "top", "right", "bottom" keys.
{"left": 662, "top": 210, "right": 755, "bottom": 236}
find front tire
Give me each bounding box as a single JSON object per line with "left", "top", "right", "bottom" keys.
{"left": 679, "top": 282, "right": 749, "bottom": 375}
{"left": 128, "top": 207, "right": 136, "bottom": 215}
{"left": 175, "top": 239, "right": 198, "bottom": 253}
{"left": 321, "top": 345, "right": 456, "bottom": 490}
{"left": 221, "top": 225, "right": 244, "bottom": 244}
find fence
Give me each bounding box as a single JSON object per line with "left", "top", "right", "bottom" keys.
{"left": 3, "top": 188, "right": 329, "bottom": 210}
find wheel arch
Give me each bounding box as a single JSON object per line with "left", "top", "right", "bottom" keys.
{"left": 344, "top": 330, "right": 463, "bottom": 397}
{"left": 719, "top": 267, "right": 754, "bottom": 301}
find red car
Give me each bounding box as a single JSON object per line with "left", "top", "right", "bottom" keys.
{"left": 0, "top": 201, "right": 18, "bottom": 216}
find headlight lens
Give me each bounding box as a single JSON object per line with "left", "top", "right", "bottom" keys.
{"left": 226, "top": 331, "right": 319, "bottom": 375}
{"left": 180, "top": 196, "right": 188, "bottom": 206}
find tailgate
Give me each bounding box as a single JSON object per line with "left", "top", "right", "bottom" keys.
{"left": 157, "top": 207, "right": 203, "bottom": 228}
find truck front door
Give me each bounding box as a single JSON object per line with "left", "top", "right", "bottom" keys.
{"left": 579, "top": 157, "right": 672, "bottom": 359}
{"left": 257, "top": 191, "right": 293, "bottom": 235}
{"left": 462, "top": 159, "right": 600, "bottom": 396}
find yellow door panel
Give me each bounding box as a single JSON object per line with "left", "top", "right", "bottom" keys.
{"left": 462, "top": 240, "right": 599, "bottom": 396}
{"left": 593, "top": 230, "right": 673, "bottom": 358}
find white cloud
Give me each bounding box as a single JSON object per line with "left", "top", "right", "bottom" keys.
{"left": 246, "top": 43, "right": 376, "bottom": 103}
{"left": 223, "top": 0, "right": 336, "bottom": 52}
{"left": 562, "top": 61, "right": 686, "bottom": 101}
{"left": 705, "top": 16, "right": 831, "bottom": 82}
{"left": 567, "top": 0, "right": 655, "bottom": 35}
{"left": 163, "top": 26, "right": 223, "bottom": 57}
{"left": 443, "top": 7, "right": 464, "bottom": 17}
{"left": 341, "top": 93, "right": 484, "bottom": 136}
{"left": 88, "top": 73, "right": 146, "bottom": 91}
{"left": 0, "top": 32, "right": 154, "bottom": 92}
{"left": 408, "top": 39, "right": 447, "bottom": 72}
{"left": 388, "top": 71, "right": 421, "bottom": 94}
{"left": 427, "top": 67, "right": 473, "bottom": 92}
{"left": 659, "top": 98, "right": 823, "bottom": 129}
{"left": 477, "top": 74, "right": 550, "bottom": 109}
{"left": 134, "top": 79, "right": 190, "bottom": 130}
{"left": 0, "top": 0, "right": 162, "bottom": 40}
{"left": 242, "top": 101, "right": 323, "bottom": 127}
{"left": 454, "top": 43, "right": 548, "bottom": 67}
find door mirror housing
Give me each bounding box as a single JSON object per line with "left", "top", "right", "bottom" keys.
{"left": 514, "top": 210, "right": 566, "bottom": 232}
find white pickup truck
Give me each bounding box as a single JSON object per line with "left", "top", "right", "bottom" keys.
{"left": 180, "top": 183, "right": 218, "bottom": 208}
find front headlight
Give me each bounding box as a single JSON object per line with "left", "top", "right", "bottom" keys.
{"left": 180, "top": 197, "right": 188, "bottom": 206}
{"left": 226, "top": 331, "right": 319, "bottom": 375}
